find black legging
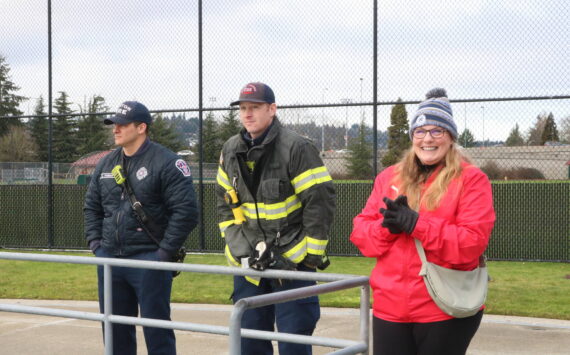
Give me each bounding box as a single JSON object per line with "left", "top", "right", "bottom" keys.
{"left": 373, "top": 311, "right": 483, "bottom": 355}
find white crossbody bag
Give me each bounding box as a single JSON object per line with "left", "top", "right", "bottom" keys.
{"left": 415, "top": 239, "right": 488, "bottom": 318}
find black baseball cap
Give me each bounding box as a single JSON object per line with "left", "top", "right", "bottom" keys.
{"left": 230, "top": 82, "right": 275, "bottom": 106}
{"left": 104, "top": 101, "right": 152, "bottom": 125}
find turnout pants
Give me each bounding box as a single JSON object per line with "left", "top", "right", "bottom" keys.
{"left": 232, "top": 264, "right": 321, "bottom": 355}
{"left": 96, "top": 248, "right": 175, "bottom": 355}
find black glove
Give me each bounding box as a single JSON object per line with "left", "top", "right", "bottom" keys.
{"left": 378, "top": 211, "right": 404, "bottom": 234}
{"left": 380, "top": 195, "right": 419, "bottom": 235}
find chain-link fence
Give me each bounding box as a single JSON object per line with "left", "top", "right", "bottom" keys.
{"left": 0, "top": 1, "right": 568, "bottom": 260}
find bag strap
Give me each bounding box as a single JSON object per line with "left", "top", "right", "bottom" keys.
{"left": 120, "top": 155, "right": 161, "bottom": 247}
{"left": 414, "top": 238, "right": 428, "bottom": 263}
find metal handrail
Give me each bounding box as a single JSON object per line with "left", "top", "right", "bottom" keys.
{"left": 0, "top": 251, "right": 369, "bottom": 354}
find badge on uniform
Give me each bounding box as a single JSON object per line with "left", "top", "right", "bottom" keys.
{"left": 136, "top": 167, "right": 148, "bottom": 181}
{"left": 175, "top": 159, "right": 191, "bottom": 177}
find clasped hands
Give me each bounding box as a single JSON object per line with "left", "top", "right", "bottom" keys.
{"left": 379, "top": 195, "right": 419, "bottom": 235}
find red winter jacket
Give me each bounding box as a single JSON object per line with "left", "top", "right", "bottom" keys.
{"left": 350, "top": 162, "right": 495, "bottom": 323}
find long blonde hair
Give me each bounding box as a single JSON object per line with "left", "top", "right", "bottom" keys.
{"left": 392, "top": 144, "right": 469, "bottom": 210}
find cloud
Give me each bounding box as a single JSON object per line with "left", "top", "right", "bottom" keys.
{"left": 1, "top": 0, "right": 567, "bottom": 142}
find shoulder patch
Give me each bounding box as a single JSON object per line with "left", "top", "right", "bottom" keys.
{"left": 175, "top": 159, "right": 191, "bottom": 177}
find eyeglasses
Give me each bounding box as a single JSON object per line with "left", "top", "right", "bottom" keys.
{"left": 413, "top": 128, "right": 446, "bottom": 139}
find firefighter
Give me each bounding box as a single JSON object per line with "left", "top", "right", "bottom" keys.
{"left": 216, "top": 82, "right": 336, "bottom": 355}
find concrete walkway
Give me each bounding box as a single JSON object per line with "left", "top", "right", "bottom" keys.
{"left": 1, "top": 299, "right": 569, "bottom": 354}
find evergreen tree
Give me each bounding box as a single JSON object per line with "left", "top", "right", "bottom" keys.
{"left": 195, "top": 111, "right": 221, "bottom": 163}
{"left": 149, "top": 113, "right": 185, "bottom": 152}
{"left": 559, "top": 115, "right": 570, "bottom": 144}
{"left": 219, "top": 109, "right": 241, "bottom": 143}
{"left": 28, "top": 96, "right": 49, "bottom": 161}
{"left": 540, "top": 112, "right": 559, "bottom": 145}
{"left": 526, "top": 113, "right": 547, "bottom": 146}
{"left": 0, "top": 55, "right": 25, "bottom": 136}
{"left": 76, "top": 95, "right": 111, "bottom": 157}
{"left": 458, "top": 129, "right": 476, "bottom": 148}
{"left": 505, "top": 124, "right": 525, "bottom": 147}
{"left": 346, "top": 120, "right": 373, "bottom": 179}
{"left": 381, "top": 99, "right": 410, "bottom": 167}
{"left": 0, "top": 125, "right": 38, "bottom": 161}
{"left": 52, "top": 91, "right": 78, "bottom": 162}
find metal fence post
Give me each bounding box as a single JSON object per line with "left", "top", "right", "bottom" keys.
{"left": 103, "top": 263, "right": 113, "bottom": 355}
{"left": 360, "top": 285, "right": 370, "bottom": 355}
{"left": 229, "top": 299, "right": 247, "bottom": 355}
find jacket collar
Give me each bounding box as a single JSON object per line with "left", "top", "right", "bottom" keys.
{"left": 238, "top": 118, "right": 281, "bottom": 152}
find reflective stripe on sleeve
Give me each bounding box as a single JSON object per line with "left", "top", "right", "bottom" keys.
{"left": 282, "top": 236, "right": 329, "bottom": 263}
{"left": 216, "top": 166, "right": 232, "bottom": 191}
{"left": 218, "top": 220, "right": 234, "bottom": 238}
{"left": 291, "top": 166, "right": 332, "bottom": 194}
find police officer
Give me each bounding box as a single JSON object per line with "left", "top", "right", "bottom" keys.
{"left": 84, "top": 101, "right": 198, "bottom": 355}
{"left": 216, "top": 82, "right": 336, "bottom": 354}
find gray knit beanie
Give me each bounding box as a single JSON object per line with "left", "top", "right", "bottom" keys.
{"left": 409, "top": 88, "right": 458, "bottom": 140}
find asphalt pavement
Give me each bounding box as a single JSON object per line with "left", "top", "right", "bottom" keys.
{"left": 0, "top": 299, "right": 569, "bottom": 354}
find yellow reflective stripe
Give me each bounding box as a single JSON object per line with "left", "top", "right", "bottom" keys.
{"left": 283, "top": 237, "right": 308, "bottom": 264}
{"left": 283, "top": 236, "right": 328, "bottom": 262}
{"left": 292, "top": 166, "right": 332, "bottom": 194}
{"left": 224, "top": 245, "right": 261, "bottom": 286}
{"left": 218, "top": 220, "right": 234, "bottom": 238}
{"left": 224, "top": 245, "right": 240, "bottom": 267}
{"left": 245, "top": 276, "right": 261, "bottom": 286}
{"left": 307, "top": 237, "right": 328, "bottom": 255}
{"left": 241, "top": 195, "right": 302, "bottom": 220}
{"left": 216, "top": 166, "right": 232, "bottom": 191}
{"left": 246, "top": 161, "right": 255, "bottom": 171}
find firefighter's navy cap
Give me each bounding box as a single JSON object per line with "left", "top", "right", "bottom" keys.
{"left": 104, "top": 101, "right": 152, "bottom": 125}
{"left": 230, "top": 82, "right": 275, "bottom": 106}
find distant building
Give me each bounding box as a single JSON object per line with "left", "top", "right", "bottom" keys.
{"left": 70, "top": 150, "right": 114, "bottom": 178}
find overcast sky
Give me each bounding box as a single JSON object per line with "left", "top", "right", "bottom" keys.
{"left": 1, "top": 0, "right": 568, "bottom": 141}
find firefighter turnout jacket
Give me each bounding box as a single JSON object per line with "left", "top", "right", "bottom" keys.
{"left": 216, "top": 119, "right": 336, "bottom": 276}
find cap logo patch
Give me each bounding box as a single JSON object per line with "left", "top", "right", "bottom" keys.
{"left": 116, "top": 104, "right": 132, "bottom": 116}
{"left": 416, "top": 114, "right": 426, "bottom": 126}
{"left": 242, "top": 84, "right": 257, "bottom": 95}
{"left": 136, "top": 167, "right": 148, "bottom": 180}
{"left": 175, "top": 159, "right": 191, "bottom": 177}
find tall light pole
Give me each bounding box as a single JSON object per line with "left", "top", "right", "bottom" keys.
{"left": 359, "top": 78, "right": 364, "bottom": 120}
{"left": 321, "top": 88, "right": 328, "bottom": 153}
{"left": 480, "top": 105, "right": 485, "bottom": 147}
{"left": 463, "top": 103, "right": 467, "bottom": 147}
{"left": 340, "top": 98, "right": 351, "bottom": 149}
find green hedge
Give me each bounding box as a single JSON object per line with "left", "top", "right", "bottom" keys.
{"left": 0, "top": 181, "right": 568, "bottom": 261}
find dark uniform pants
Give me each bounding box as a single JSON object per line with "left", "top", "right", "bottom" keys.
{"left": 232, "top": 264, "right": 321, "bottom": 355}
{"left": 96, "top": 248, "right": 175, "bottom": 355}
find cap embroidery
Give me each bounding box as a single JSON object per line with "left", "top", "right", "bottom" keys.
{"left": 242, "top": 84, "right": 257, "bottom": 95}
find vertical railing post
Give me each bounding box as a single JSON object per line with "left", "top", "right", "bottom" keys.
{"left": 103, "top": 263, "right": 113, "bottom": 355}
{"left": 229, "top": 300, "right": 247, "bottom": 355}
{"left": 360, "top": 285, "right": 370, "bottom": 355}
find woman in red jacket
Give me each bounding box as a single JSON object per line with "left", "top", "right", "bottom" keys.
{"left": 351, "top": 88, "right": 495, "bottom": 355}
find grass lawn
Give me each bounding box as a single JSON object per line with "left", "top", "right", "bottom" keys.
{"left": 0, "top": 251, "right": 569, "bottom": 320}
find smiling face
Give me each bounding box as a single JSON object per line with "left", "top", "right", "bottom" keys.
{"left": 238, "top": 101, "right": 277, "bottom": 139}
{"left": 412, "top": 125, "right": 453, "bottom": 165}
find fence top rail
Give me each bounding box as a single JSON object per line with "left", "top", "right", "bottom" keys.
{"left": 0, "top": 252, "right": 360, "bottom": 282}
